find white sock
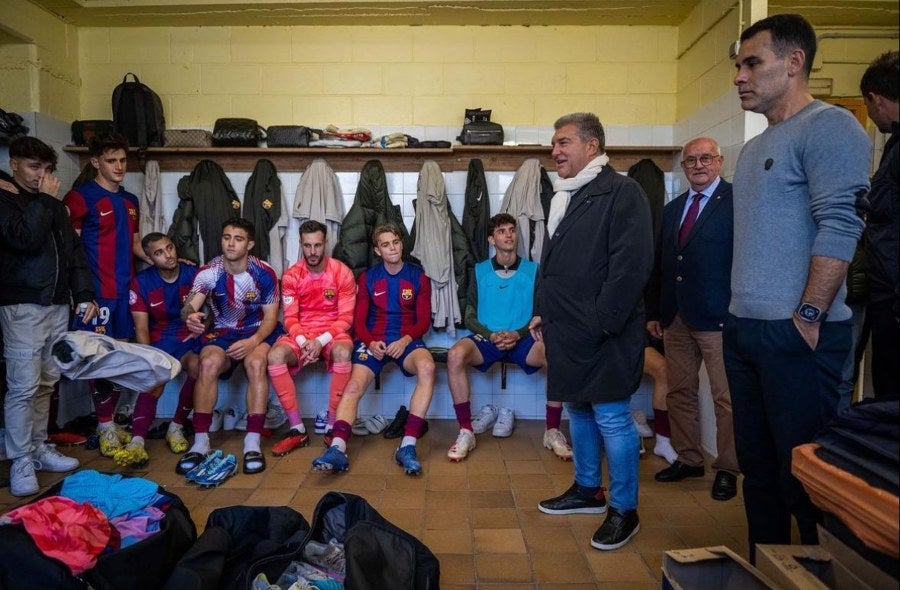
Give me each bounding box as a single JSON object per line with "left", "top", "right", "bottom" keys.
{"left": 168, "top": 422, "right": 183, "bottom": 433}
{"left": 400, "top": 435, "right": 417, "bottom": 448}
{"left": 331, "top": 438, "right": 347, "bottom": 453}
{"left": 292, "top": 422, "right": 307, "bottom": 434}
{"left": 653, "top": 434, "right": 678, "bottom": 464}
{"left": 243, "top": 432, "right": 261, "bottom": 454}
{"left": 130, "top": 436, "right": 145, "bottom": 447}
{"left": 189, "top": 433, "right": 210, "bottom": 455}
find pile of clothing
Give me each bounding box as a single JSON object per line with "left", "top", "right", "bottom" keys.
{"left": 309, "top": 125, "right": 372, "bottom": 148}
{"left": 253, "top": 538, "right": 346, "bottom": 589}
{"left": 0, "top": 471, "right": 166, "bottom": 575}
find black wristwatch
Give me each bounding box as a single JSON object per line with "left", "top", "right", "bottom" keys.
{"left": 795, "top": 302, "right": 827, "bottom": 323}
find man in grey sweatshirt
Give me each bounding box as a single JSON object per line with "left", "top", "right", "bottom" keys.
{"left": 727, "top": 14, "right": 870, "bottom": 561}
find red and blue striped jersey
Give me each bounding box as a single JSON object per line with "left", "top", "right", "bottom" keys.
{"left": 64, "top": 180, "right": 139, "bottom": 299}
{"left": 192, "top": 255, "right": 279, "bottom": 336}
{"left": 129, "top": 262, "right": 198, "bottom": 343}
{"left": 354, "top": 262, "right": 431, "bottom": 345}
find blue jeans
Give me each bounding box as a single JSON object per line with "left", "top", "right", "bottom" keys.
{"left": 566, "top": 398, "right": 639, "bottom": 512}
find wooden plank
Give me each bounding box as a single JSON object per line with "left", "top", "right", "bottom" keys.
{"left": 63, "top": 145, "right": 680, "bottom": 173}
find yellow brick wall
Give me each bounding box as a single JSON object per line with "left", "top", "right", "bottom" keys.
{"left": 0, "top": 1, "right": 80, "bottom": 120}
{"left": 77, "top": 25, "right": 678, "bottom": 127}
{"left": 676, "top": 0, "right": 741, "bottom": 121}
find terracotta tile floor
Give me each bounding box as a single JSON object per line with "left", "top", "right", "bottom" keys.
{"left": 0, "top": 419, "right": 750, "bottom": 588}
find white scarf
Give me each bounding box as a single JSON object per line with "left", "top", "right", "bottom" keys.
{"left": 547, "top": 154, "right": 609, "bottom": 236}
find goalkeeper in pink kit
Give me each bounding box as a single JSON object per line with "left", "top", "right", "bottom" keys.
{"left": 266, "top": 220, "right": 356, "bottom": 455}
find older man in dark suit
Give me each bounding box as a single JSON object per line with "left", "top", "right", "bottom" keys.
{"left": 646, "top": 137, "right": 739, "bottom": 501}
{"left": 530, "top": 112, "right": 653, "bottom": 551}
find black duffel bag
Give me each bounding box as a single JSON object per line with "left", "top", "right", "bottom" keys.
{"left": 266, "top": 125, "right": 310, "bottom": 147}
{"left": 212, "top": 118, "right": 265, "bottom": 147}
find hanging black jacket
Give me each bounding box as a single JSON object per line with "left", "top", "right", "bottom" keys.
{"left": 865, "top": 123, "right": 899, "bottom": 307}
{"left": 169, "top": 159, "right": 242, "bottom": 263}
{"left": 0, "top": 180, "right": 94, "bottom": 307}
{"left": 628, "top": 158, "right": 666, "bottom": 240}
{"left": 333, "top": 159, "right": 412, "bottom": 277}
{"left": 462, "top": 158, "right": 490, "bottom": 262}
{"left": 242, "top": 159, "right": 282, "bottom": 262}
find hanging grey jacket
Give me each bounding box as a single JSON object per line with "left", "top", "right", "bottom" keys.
{"left": 293, "top": 158, "right": 345, "bottom": 256}
{"left": 500, "top": 159, "right": 545, "bottom": 262}
{"left": 411, "top": 161, "right": 461, "bottom": 334}
{"left": 52, "top": 331, "right": 181, "bottom": 391}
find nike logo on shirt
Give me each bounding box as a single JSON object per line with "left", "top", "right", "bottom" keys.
{"left": 150, "top": 301, "right": 164, "bottom": 307}
{"left": 374, "top": 290, "right": 386, "bottom": 297}
{"left": 100, "top": 210, "right": 114, "bottom": 216}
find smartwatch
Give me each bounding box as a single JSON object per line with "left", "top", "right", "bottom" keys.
{"left": 795, "top": 302, "right": 827, "bottom": 323}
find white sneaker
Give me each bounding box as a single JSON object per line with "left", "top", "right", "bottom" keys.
{"left": 264, "top": 403, "right": 287, "bottom": 430}
{"left": 447, "top": 429, "right": 476, "bottom": 462}
{"left": 632, "top": 410, "right": 653, "bottom": 438}
{"left": 223, "top": 407, "right": 241, "bottom": 431}
{"left": 235, "top": 413, "right": 248, "bottom": 431}
{"left": 471, "top": 404, "right": 499, "bottom": 435}
{"left": 209, "top": 409, "right": 224, "bottom": 432}
{"left": 10, "top": 456, "right": 39, "bottom": 497}
{"left": 33, "top": 443, "right": 79, "bottom": 472}
{"left": 542, "top": 428, "right": 573, "bottom": 461}
{"left": 351, "top": 417, "right": 370, "bottom": 436}
{"left": 313, "top": 410, "right": 328, "bottom": 435}
{"left": 492, "top": 408, "right": 515, "bottom": 437}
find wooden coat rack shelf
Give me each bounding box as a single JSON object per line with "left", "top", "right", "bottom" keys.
{"left": 64, "top": 145, "right": 681, "bottom": 174}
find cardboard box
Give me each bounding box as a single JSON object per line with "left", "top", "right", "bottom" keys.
{"left": 662, "top": 546, "right": 777, "bottom": 590}
{"left": 818, "top": 525, "right": 898, "bottom": 589}
{"left": 756, "top": 545, "right": 833, "bottom": 589}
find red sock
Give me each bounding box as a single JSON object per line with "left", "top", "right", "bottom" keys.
{"left": 131, "top": 392, "right": 157, "bottom": 439}
{"left": 92, "top": 379, "right": 117, "bottom": 424}
{"left": 546, "top": 404, "right": 563, "bottom": 430}
{"left": 332, "top": 419, "right": 352, "bottom": 444}
{"left": 404, "top": 413, "right": 426, "bottom": 439}
{"left": 328, "top": 363, "right": 352, "bottom": 428}
{"left": 654, "top": 409, "right": 671, "bottom": 437}
{"left": 193, "top": 411, "right": 213, "bottom": 434}
{"left": 173, "top": 377, "right": 195, "bottom": 425}
{"left": 268, "top": 364, "right": 299, "bottom": 413}
{"left": 454, "top": 402, "right": 473, "bottom": 431}
{"left": 246, "top": 413, "right": 265, "bottom": 435}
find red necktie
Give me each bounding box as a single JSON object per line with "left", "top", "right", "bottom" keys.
{"left": 678, "top": 194, "right": 703, "bottom": 247}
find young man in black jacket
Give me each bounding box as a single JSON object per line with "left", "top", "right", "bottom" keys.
{"left": 0, "top": 137, "right": 98, "bottom": 496}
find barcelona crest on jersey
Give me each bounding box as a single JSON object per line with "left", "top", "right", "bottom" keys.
{"left": 401, "top": 288, "right": 413, "bottom": 300}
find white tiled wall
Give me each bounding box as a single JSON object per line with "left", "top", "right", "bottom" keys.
{"left": 9, "top": 117, "right": 672, "bottom": 422}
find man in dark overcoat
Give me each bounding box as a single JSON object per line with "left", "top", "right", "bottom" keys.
{"left": 530, "top": 112, "right": 653, "bottom": 550}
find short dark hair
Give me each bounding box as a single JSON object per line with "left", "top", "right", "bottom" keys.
{"left": 141, "top": 232, "right": 170, "bottom": 253}
{"left": 222, "top": 217, "right": 256, "bottom": 241}
{"left": 88, "top": 132, "right": 129, "bottom": 157}
{"left": 488, "top": 213, "right": 517, "bottom": 234}
{"left": 9, "top": 136, "right": 58, "bottom": 167}
{"left": 740, "top": 13, "right": 817, "bottom": 78}
{"left": 299, "top": 219, "right": 328, "bottom": 238}
{"left": 860, "top": 51, "right": 899, "bottom": 102}
{"left": 372, "top": 223, "right": 401, "bottom": 246}
{"left": 554, "top": 112, "right": 606, "bottom": 152}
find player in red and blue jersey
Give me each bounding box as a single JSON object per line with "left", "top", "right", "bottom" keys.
{"left": 112, "top": 233, "right": 200, "bottom": 467}
{"left": 63, "top": 134, "right": 152, "bottom": 456}
{"left": 177, "top": 218, "right": 283, "bottom": 477}
{"left": 313, "top": 223, "right": 435, "bottom": 476}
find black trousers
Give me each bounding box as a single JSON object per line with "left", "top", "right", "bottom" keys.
{"left": 724, "top": 315, "right": 849, "bottom": 562}
{"left": 868, "top": 298, "right": 900, "bottom": 397}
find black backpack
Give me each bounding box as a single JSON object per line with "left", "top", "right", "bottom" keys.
{"left": 0, "top": 108, "right": 29, "bottom": 145}
{"left": 111, "top": 73, "right": 166, "bottom": 149}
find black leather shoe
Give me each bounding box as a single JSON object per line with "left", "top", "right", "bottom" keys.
{"left": 591, "top": 507, "right": 640, "bottom": 550}
{"left": 243, "top": 450, "right": 267, "bottom": 474}
{"left": 711, "top": 470, "right": 737, "bottom": 501}
{"left": 383, "top": 405, "right": 409, "bottom": 439}
{"left": 538, "top": 483, "right": 607, "bottom": 515}
{"left": 654, "top": 460, "right": 705, "bottom": 482}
